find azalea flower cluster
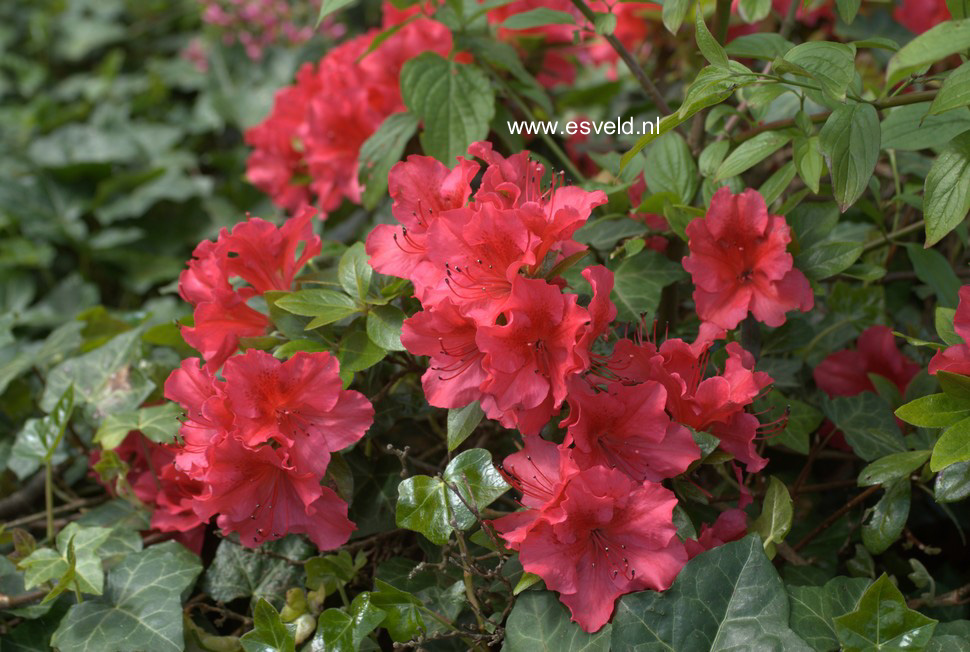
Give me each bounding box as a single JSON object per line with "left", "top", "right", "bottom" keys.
{"left": 199, "top": 0, "right": 340, "bottom": 61}
{"left": 159, "top": 350, "right": 373, "bottom": 550}
{"left": 367, "top": 143, "right": 790, "bottom": 631}
{"left": 245, "top": 4, "right": 450, "bottom": 212}
{"left": 930, "top": 286, "right": 970, "bottom": 376}
{"left": 135, "top": 210, "right": 373, "bottom": 551}
{"left": 179, "top": 206, "right": 320, "bottom": 371}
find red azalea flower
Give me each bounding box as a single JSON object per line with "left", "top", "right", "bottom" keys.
{"left": 930, "top": 286, "right": 970, "bottom": 376}
{"left": 562, "top": 378, "right": 700, "bottom": 482}
{"left": 683, "top": 187, "right": 813, "bottom": 330}
{"left": 400, "top": 298, "right": 489, "bottom": 409}
{"left": 220, "top": 207, "right": 322, "bottom": 294}
{"left": 515, "top": 466, "right": 686, "bottom": 632}
{"left": 894, "top": 0, "right": 950, "bottom": 34}
{"left": 491, "top": 436, "right": 579, "bottom": 547}
{"left": 163, "top": 358, "right": 232, "bottom": 474}
{"left": 607, "top": 338, "right": 771, "bottom": 471}
{"left": 476, "top": 276, "right": 591, "bottom": 435}
{"left": 815, "top": 325, "right": 920, "bottom": 397}
{"left": 222, "top": 350, "right": 374, "bottom": 477}
{"left": 181, "top": 291, "right": 272, "bottom": 372}
{"left": 193, "top": 434, "right": 355, "bottom": 550}
{"left": 685, "top": 508, "right": 747, "bottom": 559}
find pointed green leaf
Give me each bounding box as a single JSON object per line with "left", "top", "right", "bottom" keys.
{"left": 819, "top": 103, "right": 880, "bottom": 212}
{"left": 833, "top": 574, "right": 937, "bottom": 651}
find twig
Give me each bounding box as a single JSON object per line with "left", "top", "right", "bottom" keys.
{"left": 0, "top": 589, "right": 47, "bottom": 610}
{"left": 0, "top": 473, "right": 46, "bottom": 519}
{"left": 568, "top": 0, "right": 673, "bottom": 115}
{"left": 907, "top": 582, "right": 970, "bottom": 609}
{"left": 792, "top": 485, "right": 881, "bottom": 552}
{"left": 861, "top": 220, "right": 926, "bottom": 253}
{"left": 791, "top": 429, "right": 837, "bottom": 497}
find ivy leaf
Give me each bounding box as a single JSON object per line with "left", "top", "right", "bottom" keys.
{"left": 240, "top": 598, "right": 296, "bottom": 652}
{"left": 504, "top": 591, "right": 611, "bottom": 651}
{"left": 203, "top": 536, "right": 314, "bottom": 605}
{"left": 833, "top": 574, "right": 937, "bottom": 651}
{"left": 20, "top": 523, "right": 111, "bottom": 597}
{"left": 94, "top": 402, "right": 182, "bottom": 449}
{"left": 400, "top": 53, "right": 495, "bottom": 163}
{"left": 50, "top": 542, "right": 202, "bottom": 652}
{"left": 822, "top": 394, "right": 906, "bottom": 461}
{"left": 923, "top": 131, "right": 970, "bottom": 247}
{"left": 787, "top": 576, "right": 871, "bottom": 652}
{"left": 315, "top": 593, "right": 386, "bottom": 652}
{"left": 752, "top": 476, "right": 793, "bottom": 558}
{"left": 446, "top": 402, "right": 484, "bottom": 451}
{"left": 609, "top": 250, "right": 687, "bottom": 322}
{"left": 818, "top": 103, "right": 880, "bottom": 212}
{"left": 396, "top": 448, "right": 508, "bottom": 544}
{"left": 860, "top": 478, "right": 910, "bottom": 555}
{"left": 611, "top": 536, "right": 812, "bottom": 651}
{"left": 369, "top": 580, "right": 425, "bottom": 642}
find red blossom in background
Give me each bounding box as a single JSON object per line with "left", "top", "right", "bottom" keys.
{"left": 815, "top": 325, "right": 921, "bottom": 397}
{"left": 929, "top": 286, "right": 970, "bottom": 376}
{"left": 244, "top": 3, "right": 451, "bottom": 212}
{"left": 683, "top": 187, "right": 813, "bottom": 331}
{"left": 894, "top": 0, "right": 951, "bottom": 34}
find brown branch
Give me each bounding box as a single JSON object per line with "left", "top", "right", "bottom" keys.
{"left": 907, "top": 582, "right": 970, "bottom": 609}
{"left": 0, "top": 589, "right": 47, "bottom": 610}
{"left": 792, "top": 485, "right": 881, "bottom": 552}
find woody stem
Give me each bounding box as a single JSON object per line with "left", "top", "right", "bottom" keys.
{"left": 567, "top": 0, "right": 673, "bottom": 116}
{"left": 792, "top": 485, "right": 880, "bottom": 552}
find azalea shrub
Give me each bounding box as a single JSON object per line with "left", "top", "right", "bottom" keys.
{"left": 3, "top": 0, "right": 970, "bottom": 650}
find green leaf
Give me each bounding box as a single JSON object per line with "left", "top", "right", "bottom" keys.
{"left": 923, "top": 131, "right": 970, "bottom": 247}
{"left": 573, "top": 216, "right": 648, "bottom": 250}
{"left": 593, "top": 11, "right": 617, "bottom": 35}
{"left": 41, "top": 329, "right": 152, "bottom": 420}
{"left": 725, "top": 34, "right": 794, "bottom": 60}
{"left": 513, "top": 571, "right": 543, "bottom": 595}
{"left": 504, "top": 591, "right": 611, "bottom": 651}
{"left": 643, "top": 131, "right": 698, "bottom": 204}
{"left": 928, "top": 620, "right": 970, "bottom": 651}
{"left": 757, "top": 392, "right": 823, "bottom": 455}
{"left": 833, "top": 574, "right": 937, "bottom": 651}
{"left": 21, "top": 523, "right": 111, "bottom": 597}
{"left": 611, "top": 536, "right": 811, "bottom": 651}
{"left": 502, "top": 8, "right": 575, "bottom": 29}
{"left": 861, "top": 478, "right": 910, "bottom": 554}
{"left": 906, "top": 244, "right": 960, "bottom": 308}
{"left": 203, "top": 537, "right": 313, "bottom": 605}
{"left": 94, "top": 402, "right": 182, "bottom": 449}
{"left": 50, "top": 542, "right": 202, "bottom": 652}
{"left": 315, "top": 592, "right": 385, "bottom": 652}
{"left": 276, "top": 289, "right": 360, "bottom": 330}
{"left": 365, "top": 305, "right": 406, "bottom": 352}
{"left": 783, "top": 42, "right": 856, "bottom": 101}
{"left": 695, "top": 9, "right": 729, "bottom": 69}
{"left": 395, "top": 448, "right": 508, "bottom": 544}
{"left": 662, "top": 0, "right": 693, "bottom": 34}
{"left": 794, "top": 136, "right": 824, "bottom": 194}
{"left": 401, "top": 53, "right": 495, "bottom": 163}
{"left": 370, "top": 580, "right": 425, "bottom": 642}
{"left": 759, "top": 161, "right": 797, "bottom": 206}
{"left": 317, "top": 0, "right": 356, "bottom": 26}
{"left": 931, "top": 415, "right": 970, "bottom": 471}
{"left": 359, "top": 112, "right": 420, "bottom": 210}
{"left": 337, "top": 330, "right": 386, "bottom": 376}
{"left": 715, "top": 131, "right": 792, "bottom": 181}
{"left": 739, "top": 0, "right": 771, "bottom": 23}
{"left": 950, "top": 0, "right": 970, "bottom": 20}
{"left": 896, "top": 393, "right": 970, "bottom": 428}
{"left": 929, "top": 60, "right": 970, "bottom": 116}
{"left": 819, "top": 103, "right": 880, "bottom": 212}
{"left": 338, "top": 243, "right": 373, "bottom": 303}
{"left": 880, "top": 104, "right": 970, "bottom": 151}
{"left": 752, "top": 476, "right": 793, "bottom": 557}
{"left": 822, "top": 394, "right": 906, "bottom": 461}
{"left": 794, "top": 222, "right": 867, "bottom": 280}
{"left": 858, "top": 451, "right": 931, "bottom": 487}
{"left": 887, "top": 18, "right": 970, "bottom": 87}
{"left": 835, "top": 0, "right": 862, "bottom": 23}
{"left": 939, "top": 370, "right": 970, "bottom": 400}
{"left": 787, "top": 576, "right": 871, "bottom": 652}
{"left": 935, "top": 460, "right": 970, "bottom": 502}
{"left": 241, "top": 598, "right": 296, "bottom": 652}
{"left": 936, "top": 307, "right": 962, "bottom": 346}
{"left": 446, "top": 402, "right": 484, "bottom": 451}
{"left": 609, "top": 249, "right": 687, "bottom": 322}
